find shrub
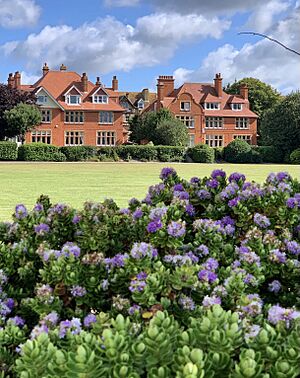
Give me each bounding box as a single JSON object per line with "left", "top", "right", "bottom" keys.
{"left": 97, "top": 147, "right": 119, "bottom": 162}
{"left": 60, "top": 146, "right": 97, "bottom": 161}
{"left": 0, "top": 141, "right": 17, "bottom": 160}
{"left": 18, "top": 143, "right": 65, "bottom": 161}
{"left": 156, "top": 146, "right": 186, "bottom": 162}
{"left": 0, "top": 169, "right": 300, "bottom": 376}
{"left": 224, "top": 139, "right": 253, "bottom": 163}
{"left": 188, "top": 144, "right": 215, "bottom": 163}
{"left": 116, "top": 145, "right": 158, "bottom": 161}
{"left": 254, "top": 146, "right": 284, "bottom": 163}
{"left": 290, "top": 148, "right": 300, "bottom": 164}
{"left": 214, "top": 147, "right": 224, "bottom": 161}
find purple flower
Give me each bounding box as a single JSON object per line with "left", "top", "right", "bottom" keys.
{"left": 136, "top": 272, "right": 148, "bottom": 280}
{"left": 195, "top": 244, "right": 209, "bottom": 256}
{"left": 0, "top": 270, "right": 8, "bottom": 285}
{"left": 5, "top": 298, "right": 14, "bottom": 310}
{"left": 178, "top": 296, "right": 195, "bottom": 311}
{"left": 220, "top": 216, "right": 235, "bottom": 226}
{"left": 268, "top": 280, "right": 281, "bottom": 293}
{"left": 211, "top": 169, "right": 226, "bottom": 180}
{"left": 70, "top": 285, "right": 87, "bottom": 297}
{"left": 33, "top": 203, "right": 43, "bottom": 212}
{"left": 241, "top": 294, "right": 263, "bottom": 317}
{"left": 202, "top": 295, "right": 221, "bottom": 307}
{"left": 30, "top": 324, "right": 49, "bottom": 339}
{"left": 149, "top": 207, "right": 167, "bottom": 221}
{"left": 185, "top": 251, "right": 199, "bottom": 263}
{"left": 286, "top": 241, "right": 300, "bottom": 255}
{"left": 190, "top": 177, "right": 200, "bottom": 184}
{"left": 160, "top": 167, "right": 177, "bottom": 180}
{"left": 228, "top": 197, "right": 240, "bottom": 208}
{"left": 59, "top": 318, "right": 82, "bottom": 338}
{"left": 133, "top": 209, "right": 143, "bottom": 220}
{"left": 253, "top": 213, "right": 271, "bottom": 228}
{"left": 197, "top": 189, "right": 211, "bottom": 200}
{"left": 128, "top": 304, "right": 141, "bottom": 315}
{"left": 129, "top": 198, "right": 139, "bottom": 206}
{"left": 104, "top": 253, "right": 129, "bottom": 269}
{"left": 72, "top": 215, "right": 81, "bottom": 224}
{"left": 15, "top": 204, "right": 28, "bottom": 220}
{"left": 269, "top": 249, "right": 287, "bottom": 264}
{"left": 61, "top": 242, "right": 81, "bottom": 258}
{"left": 268, "top": 305, "right": 300, "bottom": 328}
{"left": 174, "top": 191, "right": 189, "bottom": 200}
{"left": 245, "top": 325, "right": 261, "bottom": 340}
{"left": 198, "top": 270, "right": 217, "bottom": 283}
{"left": 203, "top": 258, "right": 219, "bottom": 271}
{"left": 34, "top": 223, "right": 50, "bottom": 235}
{"left": 277, "top": 172, "right": 291, "bottom": 182}
{"left": 129, "top": 279, "right": 146, "bottom": 293}
{"left": 237, "top": 246, "right": 261, "bottom": 266}
{"left": 147, "top": 220, "right": 163, "bottom": 233}
{"left": 206, "top": 179, "right": 219, "bottom": 189}
{"left": 84, "top": 314, "right": 97, "bottom": 327}
{"left": 43, "top": 311, "right": 59, "bottom": 326}
{"left": 8, "top": 316, "right": 25, "bottom": 327}
{"left": 119, "top": 208, "right": 130, "bottom": 215}
{"left": 173, "top": 184, "right": 184, "bottom": 191}
{"left": 228, "top": 172, "right": 246, "bottom": 183}
{"left": 185, "top": 204, "right": 195, "bottom": 216}
{"left": 286, "top": 198, "right": 297, "bottom": 209}
{"left": 130, "top": 242, "right": 158, "bottom": 259}
{"left": 167, "top": 221, "right": 186, "bottom": 238}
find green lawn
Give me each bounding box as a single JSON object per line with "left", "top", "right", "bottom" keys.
{"left": 0, "top": 162, "right": 299, "bottom": 221}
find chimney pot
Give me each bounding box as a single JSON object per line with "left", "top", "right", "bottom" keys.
{"left": 42, "top": 63, "right": 49, "bottom": 76}
{"left": 14, "top": 71, "right": 21, "bottom": 89}
{"left": 81, "top": 72, "right": 88, "bottom": 92}
{"left": 60, "top": 64, "right": 67, "bottom": 71}
{"left": 7, "top": 73, "right": 15, "bottom": 88}
{"left": 240, "top": 83, "right": 249, "bottom": 100}
{"left": 214, "top": 73, "right": 223, "bottom": 97}
{"left": 112, "top": 75, "right": 118, "bottom": 91}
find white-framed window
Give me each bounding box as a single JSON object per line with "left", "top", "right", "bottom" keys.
{"left": 188, "top": 134, "right": 195, "bottom": 147}
{"left": 41, "top": 110, "right": 51, "bottom": 123}
{"left": 93, "top": 95, "right": 108, "bottom": 104}
{"left": 176, "top": 115, "right": 194, "bottom": 128}
{"left": 65, "top": 111, "right": 84, "bottom": 123}
{"left": 235, "top": 117, "right": 249, "bottom": 129}
{"left": 31, "top": 130, "right": 51, "bottom": 144}
{"left": 97, "top": 131, "right": 116, "bottom": 146}
{"left": 37, "top": 95, "right": 47, "bottom": 104}
{"left": 231, "top": 103, "right": 242, "bottom": 111}
{"left": 123, "top": 113, "right": 131, "bottom": 123}
{"left": 204, "top": 102, "right": 220, "bottom": 110}
{"left": 180, "top": 101, "right": 191, "bottom": 111}
{"left": 205, "top": 135, "right": 224, "bottom": 147}
{"left": 66, "top": 95, "right": 81, "bottom": 105}
{"left": 234, "top": 135, "right": 252, "bottom": 144}
{"left": 65, "top": 131, "right": 84, "bottom": 146}
{"left": 99, "top": 111, "right": 114, "bottom": 124}
{"left": 205, "top": 117, "right": 223, "bottom": 129}
{"left": 137, "top": 99, "right": 144, "bottom": 109}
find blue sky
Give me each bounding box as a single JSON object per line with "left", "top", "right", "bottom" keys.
{"left": 0, "top": 0, "right": 299, "bottom": 93}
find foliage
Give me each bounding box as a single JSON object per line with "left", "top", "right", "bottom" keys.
{"left": 18, "top": 143, "right": 66, "bottom": 162}
{"left": 260, "top": 92, "right": 300, "bottom": 154}
{"left": 0, "top": 84, "right": 37, "bottom": 141}
{"left": 155, "top": 119, "right": 189, "bottom": 146}
{"left": 214, "top": 147, "right": 224, "bottom": 162}
{"left": 0, "top": 168, "right": 300, "bottom": 376}
{"left": 0, "top": 142, "right": 17, "bottom": 161}
{"left": 156, "top": 146, "right": 186, "bottom": 162}
{"left": 59, "top": 146, "right": 97, "bottom": 162}
{"left": 188, "top": 144, "right": 215, "bottom": 163}
{"left": 253, "top": 146, "right": 284, "bottom": 163}
{"left": 116, "top": 145, "right": 158, "bottom": 161}
{"left": 290, "top": 148, "right": 300, "bottom": 165}
{"left": 224, "top": 139, "right": 253, "bottom": 163}
{"left": 97, "top": 147, "right": 119, "bottom": 162}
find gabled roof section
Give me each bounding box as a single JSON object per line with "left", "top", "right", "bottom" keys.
{"left": 90, "top": 86, "right": 109, "bottom": 97}
{"left": 63, "top": 84, "right": 82, "bottom": 97}
{"left": 34, "top": 86, "right": 65, "bottom": 110}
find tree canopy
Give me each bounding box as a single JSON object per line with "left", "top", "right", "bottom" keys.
{"left": 155, "top": 119, "right": 189, "bottom": 146}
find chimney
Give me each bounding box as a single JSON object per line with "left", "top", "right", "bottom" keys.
{"left": 240, "top": 84, "right": 249, "bottom": 100}
{"left": 157, "top": 75, "right": 174, "bottom": 97}
{"left": 214, "top": 73, "right": 223, "bottom": 97}
{"left": 60, "top": 64, "right": 67, "bottom": 71}
{"left": 7, "top": 73, "right": 14, "bottom": 89}
{"left": 112, "top": 75, "right": 118, "bottom": 91}
{"left": 14, "top": 71, "right": 21, "bottom": 89}
{"left": 42, "top": 63, "right": 49, "bottom": 76}
{"left": 142, "top": 88, "right": 149, "bottom": 102}
{"left": 96, "top": 76, "right": 101, "bottom": 85}
{"left": 81, "top": 72, "right": 88, "bottom": 92}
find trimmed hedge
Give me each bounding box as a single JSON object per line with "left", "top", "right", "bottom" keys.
{"left": 97, "top": 146, "right": 119, "bottom": 161}
{"left": 188, "top": 144, "right": 215, "bottom": 163}
{"left": 116, "top": 145, "right": 158, "bottom": 161}
{"left": 156, "top": 146, "right": 186, "bottom": 162}
{"left": 60, "top": 146, "right": 97, "bottom": 161}
{"left": 214, "top": 147, "right": 224, "bottom": 161}
{"left": 290, "top": 148, "right": 300, "bottom": 164}
{"left": 253, "top": 146, "right": 284, "bottom": 163}
{"left": 18, "top": 143, "right": 66, "bottom": 161}
{"left": 0, "top": 141, "right": 18, "bottom": 160}
{"left": 224, "top": 139, "right": 253, "bottom": 163}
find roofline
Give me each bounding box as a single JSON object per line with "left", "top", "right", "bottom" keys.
{"left": 63, "top": 84, "right": 83, "bottom": 96}
{"left": 34, "top": 87, "right": 65, "bottom": 110}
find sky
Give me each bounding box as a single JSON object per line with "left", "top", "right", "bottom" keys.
{"left": 0, "top": 0, "right": 299, "bottom": 94}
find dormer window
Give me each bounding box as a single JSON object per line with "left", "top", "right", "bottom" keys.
{"left": 37, "top": 95, "right": 47, "bottom": 104}
{"left": 204, "top": 102, "right": 220, "bottom": 110}
{"left": 66, "top": 95, "right": 81, "bottom": 105}
{"left": 137, "top": 99, "right": 144, "bottom": 109}
{"left": 93, "top": 95, "right": 108, "bottom": 104}
{"left": 231, "top": 103, "right": 242, "bottom": 111}
{"left": 180, "top": 101, "right": 191, "bottom": 111}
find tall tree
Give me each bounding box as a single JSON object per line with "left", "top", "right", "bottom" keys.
{"left": 156, "top": 119, "right": 189, "bottom": 146}
{"left": 0, "top": 83, "right": 37, "bottom": 140}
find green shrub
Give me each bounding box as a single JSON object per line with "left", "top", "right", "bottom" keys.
{"left": 97, "top": 147, "right": 119, "bottom": 161}
{"left": 188, "top": 144, "right": 215, "bottom": 163}
{"left": 254, "top": 146, "right": 284, "bottom": 163}
{"left": 290, "top": 148, "right": 300, "bottom": 164}
{"left": 18, "top": 143, "right": 65, "bottom": 161}
{"left": 116, "top": 145, "right": 158, "bottom": 161}
{"left": 214, "top": 147, "right": 224, "bottom": 161}
{"left": 224, "top": 139, "right": 253, "bottom": 163}
{"left": 156, "top": 146, "right": 186, "bottom": 162}
{"left": 0, "top": 141, "right": 18, "bottom": 160}
{"left": 60, "top": 146, "right": 97, "bottom": 161}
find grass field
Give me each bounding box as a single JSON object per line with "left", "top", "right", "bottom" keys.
{"left": 0, "top": 162, "right": 299, "bottom": 221}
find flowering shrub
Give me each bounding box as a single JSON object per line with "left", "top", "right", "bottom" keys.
{"left": 0, "top": 168, "right": 300, "bottom": 377}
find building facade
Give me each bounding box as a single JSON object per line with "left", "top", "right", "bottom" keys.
{"left": 8, "top": 64, "right": 127, "bottom": 147}
{"left": 145, "top": 74, "right": 258, "bottom": 147}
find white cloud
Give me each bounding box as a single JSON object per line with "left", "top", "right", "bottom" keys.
{"left": 1, "top": 13, "right": 230, "bottom": 75}
{"left": 104, "top": 0, "right": 139, "bottom": 6}
{"left": 0, "top": 0, "right": 40, "bottom": 28}
{"left": 173, "top": 7, "right": 300, "bottom": 93}
{"left": 20, "top": 71, "right": 40, "bottom": 84}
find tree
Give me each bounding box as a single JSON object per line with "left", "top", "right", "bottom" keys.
{"left": 0, "top": 83, "right": 37, "bottom": 140}
{"left": 156, "top": 119, "right": 189, "bottom": 146}
{"left": 4, "top": 103, "right": 42, "bottom": 142}
{"left": 225, "top": 78, "right": 281, "bottom": 118}
{"left": 260, "top": 91, "right": 300, "bottom": 154}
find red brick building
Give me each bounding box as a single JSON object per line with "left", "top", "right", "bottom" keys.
{"left": 146, "top": 74, "right": 258, "bottom": 147}
{"left": 8, "top": 64, "right": 127, "bottom": 147}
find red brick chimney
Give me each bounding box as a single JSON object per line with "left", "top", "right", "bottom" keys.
{"left": 156, "top": 76, "right": 174, "bottom": 110}
{"left": 214, "top": 73, "right": 222, "bottom": 97}
{"left": 14, "top": 71, "right": 21, "bottom": 89}
{"left": 7, "top": 73, "right": 14, "bottom": 88}
{"left": 81, "top": 72, "right": 88, "bottom": 92}
{"left": 112, "top": 75, "right": 118, "bottom": 91}
{"left": 42, "top": 63, "right": 49, "bottom": 76}
{"left": 240, "top": 84, "right": 249, "bottom": 100}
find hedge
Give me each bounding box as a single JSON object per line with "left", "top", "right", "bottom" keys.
{"left": 59, "top": 146, "right": 97, "bottom": 161}
{"left": 116, "top": 145, "right": 158, "bottom": 161}
{"left": 18, "top": 143, "right": 66, "bottom": 161}
{"left": 0, "top": 141, "right": 18, "bottom": 160}
{"left": 290, "top": 148, "right": 300, "bottom": 164}
{"left": 253, "top": 146, "right": 284, "bottom": 163}
{"left": 224, "top": 139, "right": 252, "bottom": 163}
{"left": 188, "top": 144, "right": 215, "bottom": 163}
{"left": 156, "top": 146, "right": 186, "bottom": 162}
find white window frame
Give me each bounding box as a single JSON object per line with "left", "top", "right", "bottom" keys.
{"left": 37, "top": 95, "right": 47, "bottom": 104}
{"left": 41, "top": 109, "right": 52, "bottom": 123}
{"left": 180, "top": 101, "right": 191, "bottom": 112}
{"left": 31, "top": 130, "right": 51, "bottom": 144}
{"left": 66, "top": 95, "right": 81, "bottom": 105}
{"left": 176, "top": 115, "right": 194, "bottom": 128}
{"left": 64, "top": 111, "right": 84, "bottom": 124}
{"left": 231, "top": 103, "right": 243, "bottom": 111}
{"left": 99, "top": 111, "right": 114, "bottom": 124}
{"left": 204, "top": 102, "right": 220, "bottom": 110}
{"left": 97, "top": 131, "right": 116, "bottom": 146}
{"left": 137, "top": 99, "right": 144, "bottom": 109}
{"left": 235, "top": 117, "right": 249, "bottom": 129}
{"left": 93, "top": 95, "right": 108, "bottom": 104}
{"left": 64, "top": 131, "right": 84, "bottom": 146}
{"left": 205, "top": 135, "right": 224, "bottom": 147}
{"left": 205, "top": 117, "right": 223, "bottom": 129}
{"left": 234, "top": 135, "right": 252, "bottom": 144}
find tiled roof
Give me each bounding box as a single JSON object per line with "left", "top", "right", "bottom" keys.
{"left": 118, "top": 91, "right": 157, "bottom": 106}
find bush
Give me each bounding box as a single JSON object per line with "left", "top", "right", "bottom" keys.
{"left": 254, "top": 146, "right": 284, "bottom": 163}
{"left": 214, "top": 147, "right": 224, "bottom": 161}
{"left": 60, "top": 146, "right": 97, "bottom": 161}
{"left": 156, "top": 146, "right": 186, "bottom": 162}
{"left": 18, "top": 143, "right": 66, "bottom": 161}
{"left": 188, "top": 144, "right": 215, "bottom": 163}
{"left": 0, "top": 169, "right": 300, "bottom": 376}
{"left": 224, "top": 139, "right": 253, "bottom": 163}
{"left": 290, "top": 148, "right": 300, "bottom": 164}
{"left": 97, "top": 147, "right": 119, "bottom": 162}
{"left": 0, "top": 141, "right": 17, "bottom": 160}
{"left": 116, "top": 145, "right": 158, "bottom": 161}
